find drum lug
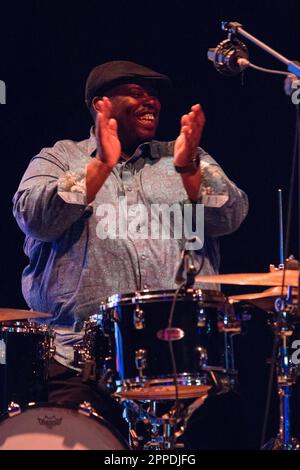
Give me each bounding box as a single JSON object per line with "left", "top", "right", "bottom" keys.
{"left": 134, "top": 307, "right": 145, "bottom": 330}
{"left": 219, "top": 313, "right": 241, "bottom": 334}
{"left": 197, "top": 307, "right": 206, "bottom": 327}
{"left": 112, "top": 308, "right": 119, "bottom": 322}
{"left": 73, "top": 343, "right": 88, "bottom": 368}
{"left": 37, "top": 338, "right": 52, "bottom": 361}
{"left": 0, "top": 338, "right": 6, "bottom": 365}
{"left": 7, "top": 402, "right": 21, "bottom": 418}
{"left": 196, "top": 346, "right": 208, "bottom": 368}
{"left": 78, "top": 401, "right": 94, "bottom": 417}
{"left": 135, "top": 349, "right": 147, "bottom": 376}
{"left": 48, "top": 329, "right": 56, "bottom": 359}
{"left": 50, "top": 344, "right": 56, "bottom": 358}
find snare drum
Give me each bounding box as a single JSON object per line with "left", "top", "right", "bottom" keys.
{"left": 0, "top": 402, "right": 127, "bottom": 450}
{"left": 90, "top": 289, "right": 231, "bottom": 400}
{"left": 0, "top": 321, "right": 53, "bottom": 413}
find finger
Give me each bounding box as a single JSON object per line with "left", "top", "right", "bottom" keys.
{"left": 97, "top": 111, "right": 111, "bottom": 138}
{"left": 101, "top": 97, "right": 112, "bottom": 119}
{"left": 188, "top": 111, "right": 196, "bottom": 123}
{"left": 97, "top": 100, "right": 106, "bottom": 117}
{"left": 193, "top": 109, "right": 206, "bottom": 130}
{"left": 181, "top": 125, "right": 190, "bottom": 136}
{"left": 98, "top": 110, "right": 107, "bottom": 125}
{"left": 181, "top": 117, "right": 193, "bottom": 137}
{"left": 191, "top": 104, "right": 205, "bottom": 121}
{"left": 108, "top": 118, "right": 118, "bottom": 132}
{"left": 183, "top": 113, "right": 194, "bottom": 127}
{"left": 95, "top": 112, "right": 104, "bottom": 142}
{"left": 181, "top": 114, "right": 189, "bottom": 126}
{"left": 191, "top": 104, "right": 205, "bottom": 119}
{"left": 180, "top": 114, "right": 190, "bottom": 128}
{"left": 185, "top": 113, "right": 197, "bottom": 135}
{"left": 102, "top": 96, "right": 111, "bottom": 109}
{"left": 191, "top": 104, "right": 201, "bottom": 113}
{"left": 96, "top": 111, "right": 103, "bottom": 126}
{"left": 98, "top": 102, "right": 113, "bottom": 128}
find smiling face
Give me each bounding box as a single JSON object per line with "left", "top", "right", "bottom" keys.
{"left": 104, "top": 82, "right": 161, "bottom": 155}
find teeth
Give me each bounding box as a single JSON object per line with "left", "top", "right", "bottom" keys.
{"left": 137, "top": 113, "right": 155, "bottom": 121}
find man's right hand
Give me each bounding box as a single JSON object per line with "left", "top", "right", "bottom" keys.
{"left": 86, "top": 97, "right": 121, "bottom": 203}
{"left": 95, "top": 96, "right": 121, "bottom": 168}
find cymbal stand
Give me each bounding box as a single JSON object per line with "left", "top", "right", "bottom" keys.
{"left": 268, "top": 304, "right": 300, "bottom": 450}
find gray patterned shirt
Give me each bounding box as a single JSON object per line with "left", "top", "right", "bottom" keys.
{"left": 13, "top": 132, "right": 248, "bottom": 369}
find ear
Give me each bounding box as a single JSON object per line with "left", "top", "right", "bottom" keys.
{"left": 92, "top": 96, "right": 102, "bottom": 113}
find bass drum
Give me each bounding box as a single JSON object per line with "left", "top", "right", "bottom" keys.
{"left": 0, "top": 402, "right": 128, "bottom": 450}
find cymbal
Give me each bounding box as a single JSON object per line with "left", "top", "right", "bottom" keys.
{"left": 0, "top": 308, "right": 51, "bottom": 322}
{"left": 196, "top": 270, "right": 299, "bottom": 287}
{"left": 115, "top": 384, "right": 211, "bottom": 401}
{"left": 229, "top": 287, "right": 298, "bottom": 311}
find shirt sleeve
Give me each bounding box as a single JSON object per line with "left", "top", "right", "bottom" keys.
{"left": 197, "top": 150, "right": 249, "bottom": 237}
{"left": 13, "top": 141, "right": 90, "bottom": 242}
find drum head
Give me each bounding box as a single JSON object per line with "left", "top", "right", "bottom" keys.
{"left": 0, "top": 403, "right": 127, "bottom": 450}
{"left": 101, "top": 288, "right": 226, "bottom": 310}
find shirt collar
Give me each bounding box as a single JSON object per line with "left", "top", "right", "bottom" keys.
{"left": 86, "top": 126, "right": 173, "bottom": 162}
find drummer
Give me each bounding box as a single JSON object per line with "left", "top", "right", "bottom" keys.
{"left": 13, "top": 61, "right": 248, "bottom": 427}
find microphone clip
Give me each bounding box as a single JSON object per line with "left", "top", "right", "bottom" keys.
{"left": 175, "top": 249, "right": 198, "bottom": 288}
{"left": 208, "top": 37, "right": 249, "bottom": 76}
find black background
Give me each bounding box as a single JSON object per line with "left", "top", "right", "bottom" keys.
{"left": 1, "top": 0, "right": 300, "bottom": 307}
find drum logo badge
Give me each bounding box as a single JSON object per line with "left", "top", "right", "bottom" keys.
{"left": 156, "top": 328, "right": 185, "bottom": 341}
{"left": 37, "top": 415, "right": 63, "bottom": 429}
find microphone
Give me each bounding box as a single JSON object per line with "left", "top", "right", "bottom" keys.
{"left": 175, "top": 238, "right": 198, "bottom": 286}
{"left": 208, "top": 38, "right": 249, "bottom": 76}
{"left": 175, "top": 249, "right": 188, "bottom": 285}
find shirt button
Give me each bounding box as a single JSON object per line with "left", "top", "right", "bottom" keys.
{"left": 143, "top": 284, "right": 149, "bottom": 290}
{"left": 141, "top": 254, "right": 147, "bottom": 260}
{"left": 127, "top": 186, "right": 133, "bottom": 192}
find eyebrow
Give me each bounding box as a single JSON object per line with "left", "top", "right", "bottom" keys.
{"left": 123, "top": 84, "right": 144, "bottom": 91}
{"left": 126, "top": 84, "right": 158, "bottom": 94}
{"left": 107, "top": 83, "right": 159, "bottom": 97}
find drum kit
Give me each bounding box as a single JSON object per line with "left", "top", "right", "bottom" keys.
{"left": 0, "top": 263, "right": 299, "bottom": 450}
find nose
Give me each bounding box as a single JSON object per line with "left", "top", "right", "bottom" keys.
{"left": 142, "top": 93, "right": 160, "bottom": 109}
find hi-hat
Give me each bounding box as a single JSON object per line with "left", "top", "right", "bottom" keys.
{"left": 0, "top": 308, "right": 51, "bottom": 322}
{"left": 229, "top": 287, "right": 298, "bottom": 311}
{"left": 196, "top": 270, "right": 299, "bottom": 287}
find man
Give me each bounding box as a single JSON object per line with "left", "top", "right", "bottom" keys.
{"left": 13, "top": 61, "right": 248, "bottom": 439}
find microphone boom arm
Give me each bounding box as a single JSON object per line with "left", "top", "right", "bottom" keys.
{"left": 222, "top": 21, "right": 300, "bottom": 77}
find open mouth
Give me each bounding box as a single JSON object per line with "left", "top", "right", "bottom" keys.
{"left": 135, "top": 111, "right": 157, "bottom": 127}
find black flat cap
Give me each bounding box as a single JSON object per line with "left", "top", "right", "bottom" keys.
{"left": 85, "top": 60, "right": 171, "bottom": 107}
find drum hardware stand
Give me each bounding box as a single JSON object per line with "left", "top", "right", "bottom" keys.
{"left": 198, "top": 364, "right": 238, "bottom": 405}
{"left": 122, "top": 395, "right": 208, "bottom": 450}
{"left": 262, "top": 298, "right": 300, "bottom": 450}
{"left": 121, "top": 366, "right": 237, "bottom": 451}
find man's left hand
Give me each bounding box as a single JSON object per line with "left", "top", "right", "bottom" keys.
{"left": 174, "top": 103, "right": 206, "bottom": 168}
